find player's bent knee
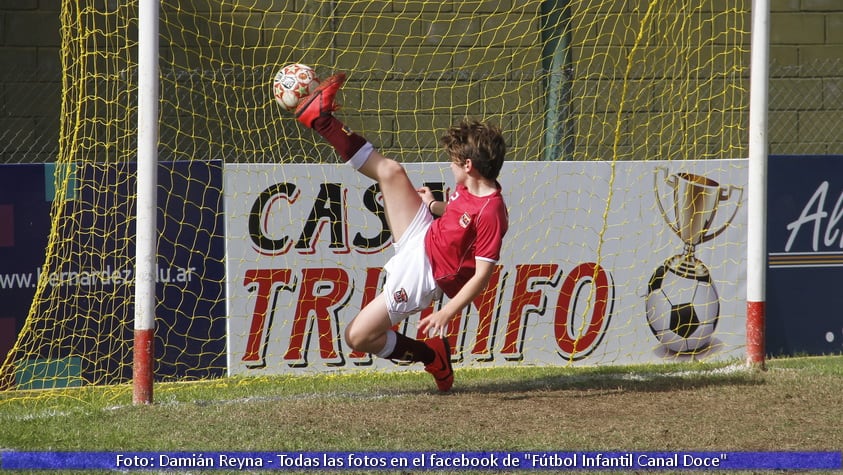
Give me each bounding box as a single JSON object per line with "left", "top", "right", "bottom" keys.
{"left": 344, "top": 324, "right": 385, "bottom": 353}
{"left": 344, "top": 324, "right": 368, "bottom": 352}
{"left": 343, "top": 325, "right": 359, "bottom": 350}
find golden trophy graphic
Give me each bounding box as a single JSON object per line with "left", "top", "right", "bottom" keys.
{"left": 646, "top": 168, "right": 743, "bottom": 353}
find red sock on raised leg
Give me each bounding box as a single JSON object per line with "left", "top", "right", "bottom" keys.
{"left": 312, "top": 114, "right": 368, "bottom": 163}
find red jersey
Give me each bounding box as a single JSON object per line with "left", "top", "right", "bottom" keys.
{"left": 424, "top": 183, "right": 508, "bottom": 298}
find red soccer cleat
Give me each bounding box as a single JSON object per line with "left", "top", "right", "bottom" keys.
{"left": 424, "top": 337, "right": 454, "bottom": 392}
{"left": 295, "top": 72, "right": 346, "bottom": 128}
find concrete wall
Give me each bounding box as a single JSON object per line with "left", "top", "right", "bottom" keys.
{"left": 0, "top": 0, "right": 61, "bottom": 162}
{"left": 769, "top": 0, "right": 842, "bottom": 155}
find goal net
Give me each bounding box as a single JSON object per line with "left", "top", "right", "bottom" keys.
{"left": 0, "top": 0, "right": 749, "bottom": 401}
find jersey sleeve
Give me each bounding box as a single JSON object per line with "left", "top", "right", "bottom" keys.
{"left": 473, "top": 199, "right": 508, "bottom": 262}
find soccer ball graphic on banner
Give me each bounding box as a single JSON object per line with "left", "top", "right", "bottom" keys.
{"left": 273, "top": 63, "right": 320, "bottom": 111}
{"left": 645, "top": 262, "right": 719, "bottom": 353}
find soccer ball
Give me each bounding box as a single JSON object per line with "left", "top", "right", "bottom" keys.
{"left": 272, "top": 63, "right": 319, "bottom": 111}
{"left": 645, "top": 262, "right": 719, "bottom": 353}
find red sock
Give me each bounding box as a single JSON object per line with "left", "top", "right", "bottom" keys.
{"left": 312, "top": 114, "right": 368, "bottom": 162}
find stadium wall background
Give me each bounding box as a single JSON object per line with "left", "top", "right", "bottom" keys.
{"left": 0, "top": 1, "right": 840, "bottom": 163}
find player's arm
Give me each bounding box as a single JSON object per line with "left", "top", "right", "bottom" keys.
{"left": 427, "top": 200, "right": 445, "bottom": 216}
{"left": 417, "top": 186, "right": 446, "bottom": 216}
{"left": 418, "top": 258, "right": 495, "bottom": 337}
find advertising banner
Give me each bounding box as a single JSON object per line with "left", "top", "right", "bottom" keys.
{"left": 0, "top": 161, "right": 226, "bottom": 387}
{"left": 767, "top": 155, "right": 843, "bottom": 356}
{"left": 0, "top": 164, "right": 54, "bottom": 368}
{"left": 224, "top": 160, "right": 748, "bottom": 375}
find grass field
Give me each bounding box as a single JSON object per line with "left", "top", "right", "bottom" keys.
{"left": 0, "top": 355, "right": 841, "bottom": 474}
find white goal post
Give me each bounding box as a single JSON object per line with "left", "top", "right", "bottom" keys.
{"left": 746, "top": 0, "right": 770, "bottom": 369}
{"left": 134, "top": 0, "right": 159, "bottom": 405}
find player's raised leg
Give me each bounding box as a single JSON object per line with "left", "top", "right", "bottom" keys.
{"left": 355, "top": 150, "right": 422, "bottom": 243}
{"left": 295, "top": 73, "right": 422, "bottom": 242}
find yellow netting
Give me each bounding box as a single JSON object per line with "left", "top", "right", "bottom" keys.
{"left": 0, "top": 0, "right": 749, "bottom": 405}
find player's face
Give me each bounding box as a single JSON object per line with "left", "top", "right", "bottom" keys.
{"left": 450, "top": 159, "right": 468, "bottom": 184}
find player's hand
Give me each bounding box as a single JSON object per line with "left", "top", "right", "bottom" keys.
{"left": 418, "top": 309, "right": 453, "bottom": 338}
{"left": 416, "top": 186, "right": 434, "bottom": 205}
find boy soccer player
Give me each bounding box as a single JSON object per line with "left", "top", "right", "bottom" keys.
{"left": 294, "top": 73, "right": 508, "bottom": 392}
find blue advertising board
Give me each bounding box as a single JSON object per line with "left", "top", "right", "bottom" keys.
{"left": 0, "top": 161, "right": 226, "bottom": 388}
{"left": 767, "top": 155, "right": 843, "bottom": 356}
{"left": 0, "top": 165, "right": 53, "bottom": 370}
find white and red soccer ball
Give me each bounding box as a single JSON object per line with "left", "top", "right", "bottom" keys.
{"left": 273, "top": 63, "right": 320, "bottom": 111}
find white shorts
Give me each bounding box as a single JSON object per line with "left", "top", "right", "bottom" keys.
{"left": 383, "top": 204, "right": 443, "bottom": 325}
